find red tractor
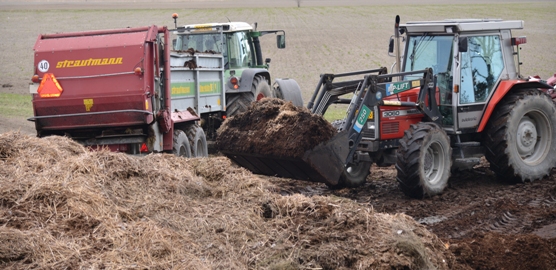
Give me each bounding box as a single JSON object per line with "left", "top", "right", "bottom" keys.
{"left": 222, "top": 16, "right": 556, "bottom": 198}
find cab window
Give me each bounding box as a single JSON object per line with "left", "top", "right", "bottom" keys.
{"left": 403, "top": 35, "right": 454, "bottom": 78}
{"left": 174, "top": 33, "right": 222, "bottom": 53}
{"left": 459, "top": 35, "right": 504, "bottom": 104}
{"left": 227, "top": 31, "right": 254, "bottom": 68}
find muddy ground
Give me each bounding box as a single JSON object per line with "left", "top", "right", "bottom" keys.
{"left": 2, "top": 131, "right": 556, "bottom": 269}
{"left": 214, "top": 97, "right": 556, "bottom": 269}
{"left": 269, "top": 158, "right": 556, "bottom": 269}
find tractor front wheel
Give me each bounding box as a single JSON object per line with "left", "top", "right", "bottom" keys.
{"left": 273, "top": 79, "right": 304, "bottom": 107}
{"left": 342, "top": 161, "right": 372, "bottom": 188}
{"left": 396, "top": 122, "right": 452, "bottom": 199}
{"left": 326, "top": 160, "right": 372, "bottom": 189}
{"left": 484, "top": 89, "right": 556, "bottom": 183}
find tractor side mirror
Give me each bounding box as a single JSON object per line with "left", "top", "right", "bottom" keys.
{"left": 277, "top": 34, "right": 286, "bottom": 49}
{"left": 458, "top": 37, "right": 468, "bottom": 53}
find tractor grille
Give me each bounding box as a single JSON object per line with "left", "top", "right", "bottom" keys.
{"left": 382, "top": 122, "right": 399, "bottom": 134}
{"left": 362, "top": 128, "right": 375, "bottom": 139}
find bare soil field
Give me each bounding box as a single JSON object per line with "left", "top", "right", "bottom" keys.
{"left": 1, "top": 1, "right": 555, "bottom": 133}
{"left": 1, "top": 1, "right": 556, "bottom": 269}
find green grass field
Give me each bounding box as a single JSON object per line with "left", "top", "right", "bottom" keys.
{"left": 1, "top": 2, "right": 554, "bottom": 122}
{"left": 0, "top": 93, "right": 32, "bottom": 117}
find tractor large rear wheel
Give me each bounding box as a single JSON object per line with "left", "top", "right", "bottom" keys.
{"left": 253, "top": 75, "right": 273, "bottom": 101}
{"left": 396, "top": 122, "right": 452, "bottom": 199}
{"left": 226, "top": 92, "right": 255, "bottom": 117}
{"left": 484, "top": 89, "right": 556, "bottom": 183}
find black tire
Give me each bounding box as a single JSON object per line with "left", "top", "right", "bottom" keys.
{"left": 396, "top": 122, "right": 452, "bottom": 199}
{"left": 173, "top": 129, "right": 192, "bottom": 158}
{"left": 186, "top": 124, "right": 208, "bottom": 157}
{"left": 342, "top": 162, "right": 372, "bottom": 187}
{"left": 226, "top": 92, "right": 255, "bottom": 117}
{"left": 483, "top": 89, "right": 556, "bottom": 183}
{"left": 273, "top": 79, "right": 304, "bottom": 107}
{"left": 253, "top": 75, "right": 273, "bottom": 101}
{"left": 327, "top": 161, "right": 372, "bottom": 189}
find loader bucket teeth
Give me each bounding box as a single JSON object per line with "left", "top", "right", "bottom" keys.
{"left": 221, "top": 131, "right": 349, "bottom": 186}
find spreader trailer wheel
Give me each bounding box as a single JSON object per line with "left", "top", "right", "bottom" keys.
{"left": 186, "top": 124, "right": 208, "bottom": 158}
{"left": 173, "top": 129, "right": 192, "bottom": 158}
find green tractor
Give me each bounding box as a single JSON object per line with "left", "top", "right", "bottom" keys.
{"left": 171, "top": 14, "right": 303, "bottom": 142}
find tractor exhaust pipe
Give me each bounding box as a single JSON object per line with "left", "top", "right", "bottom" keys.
{"left": 395, "top": 15, "right": 402, "bottom": 80}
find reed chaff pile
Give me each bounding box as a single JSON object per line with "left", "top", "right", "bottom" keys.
{"left": 0, "top": 131, "right": 463, "bottom": 269}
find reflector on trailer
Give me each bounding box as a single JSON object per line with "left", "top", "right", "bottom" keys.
{"left": 140, "top": 143, "right": 149, "bottom": 153}
{"left": 37, "top": 73, "right": 63, "bottom": 98}
{"left": 511, "top": 36, "right": 527, "bottom": 46}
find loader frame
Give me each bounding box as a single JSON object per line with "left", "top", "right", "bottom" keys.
{"left": 223, "top": 68, "right": 436, "bottom": 186}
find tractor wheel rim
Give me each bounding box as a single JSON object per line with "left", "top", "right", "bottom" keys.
{"left": 346, "top": 162, "right": 367, "bottom": 177}
{"left": 517, "top": 111, "right": 551, "bottom": 164}
{"left": 517, "top": 116, "right": 537, "bottom": 157}
{"left": 424, "top": 141, "right": 444, "bottom": 185}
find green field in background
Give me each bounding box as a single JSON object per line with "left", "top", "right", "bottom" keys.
{"left": 0, "top": 93, "right": 32, "bottom": 117}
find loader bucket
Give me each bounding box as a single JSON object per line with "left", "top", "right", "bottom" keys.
{"left": 221, "top": 130, "right": 349, "bottom": 186}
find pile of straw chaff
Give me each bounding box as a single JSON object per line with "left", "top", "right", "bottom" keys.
{"left": 0, "top": 131, "right": 461, "bottom": 269}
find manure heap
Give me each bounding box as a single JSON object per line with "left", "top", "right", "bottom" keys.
{"left": 0, "top": 131, "right": 462, "bottom": 269}
{"left": 216, "top": 98, "right": 336, "bottom": 158}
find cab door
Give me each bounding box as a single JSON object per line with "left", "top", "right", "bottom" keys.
{"left": 456, "top": 35, "right": 505, "bottom": 131}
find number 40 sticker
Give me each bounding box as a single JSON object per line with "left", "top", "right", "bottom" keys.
{"left": 38, "top": 60, "right": 50, "bottom": 73}
{"left": 353, "top": 104, "right": 371, "bottom": 133}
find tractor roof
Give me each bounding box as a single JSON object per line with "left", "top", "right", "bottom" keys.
{"left": 180, "top": 22, "right": 253, "bottom": 33}
{"left": 401, "top": 19, "right": 524, "bottom": 33}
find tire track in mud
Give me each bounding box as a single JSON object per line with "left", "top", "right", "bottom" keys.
{"left": 268, "top": 163, "right": 556, "bottom": 241}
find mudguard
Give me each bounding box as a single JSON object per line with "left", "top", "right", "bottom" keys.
{"left": 226, "top": 68, "right": 270, "bottom": 93}
{"left": 274, "top": 78, "right": 304, "bottom": 107}
{"left": 478, "top": 80, "right": 554, "bottom": 132}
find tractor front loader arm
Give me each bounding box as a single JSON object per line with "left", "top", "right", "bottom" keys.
{"left": 222, "top": 68, "right": 436, "bottom": 186}
{"left": 343, "top": 68, "right": 437, "bottom": 164}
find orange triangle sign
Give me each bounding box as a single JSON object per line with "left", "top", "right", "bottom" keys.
{"left": 38, "top": 73, "right": 63, "bottom": 98}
